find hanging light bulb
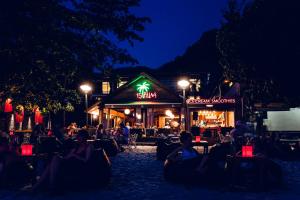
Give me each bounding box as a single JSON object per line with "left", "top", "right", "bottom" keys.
{"left": 124, "top": 109, "right": 130, "bottom": 115}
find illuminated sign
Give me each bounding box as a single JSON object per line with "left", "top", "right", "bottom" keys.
{"left": 136, "top": 80, "right": 158, "bottom": 100}
{"left": 186, "top": 98, "right": 236, "bottom": 104}
{"left": 136, "top": 92, "right": 157, "bottom": 99}
{"left": 137, "top": 81, "right": 150, "bottom": 94}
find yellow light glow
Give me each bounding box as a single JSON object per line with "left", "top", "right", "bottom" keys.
{"left": 177, "top": 79, "right": 190, "bottom": 89}
{"left": 165, "top": 110, "right": 172, "bottom": 116}
{"left": 124, "top": 109, "right": 131, "bottom": 115}
{"left": 136, "top": 113, "right": 141, "bottom": 119}
{"left": 80, "top": 84, "right": 92, "bottom": 93}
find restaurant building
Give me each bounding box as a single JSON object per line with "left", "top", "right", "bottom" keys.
{"left": 87, "top": 72, "right": 241, "bottom": 132}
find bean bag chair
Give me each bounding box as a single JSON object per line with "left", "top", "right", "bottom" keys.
{"left": 156, "top": 139, "right": 181, "bottom": 161}
{"left": 94, "top": 139, "right": 119, "bottom": 157}
{"left": 163, "top": 156, "right": 203, "bottom": 184}
{"left": 56, "top": 149, "right": 111, "bottom": 191}
{"left": 204, "top": 143, "right": 233, "bottom": 185}
{"left": 227, "top": 156, "right": 283, "bottom": 191}
{"left": 0, "top": 159, "right": 35, "bottom": 189}
{"left": 86, "top": 148, "right": 112, "bottom": 187}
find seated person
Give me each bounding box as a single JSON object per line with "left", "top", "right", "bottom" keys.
{"left": 96, "top": 124, "right": 108, "bottom": 139}
{"left": 33, "top": 130, "right": 94, "bottom": 191}
{"left": 0, "top": 137, "right": 34, "bottom": 188}
{"left": 165, "top": 132, "right": 206, "bottom": 183}
{"left": 167, "top": 131, "right": 199, "bottom": 161}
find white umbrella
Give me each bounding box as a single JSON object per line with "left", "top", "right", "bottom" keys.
{"left": 9, "top": 114, "right": 15, "bottom": 131}
{"left": 27, "top": 116, "right": 32, "bottom": 130}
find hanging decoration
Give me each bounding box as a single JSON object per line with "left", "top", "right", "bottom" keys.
{"left": 15, "top": 105, "right": 25, "bottom": 123}
{"left": 4, "top": 98, "right": 13, "bottom": 113}
{"left": 34, "top": 107, "right": 44, "bottom": 124}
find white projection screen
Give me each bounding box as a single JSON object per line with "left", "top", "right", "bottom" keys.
{"left": 264, "top": 108, "right": 300, "bottom": 131}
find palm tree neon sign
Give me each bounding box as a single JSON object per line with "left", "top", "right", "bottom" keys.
{"left": 136, "top": 81, "right": 157, "bottom": 99}
{"left": 137, "top": 81, "right": 150, "bottom": 94}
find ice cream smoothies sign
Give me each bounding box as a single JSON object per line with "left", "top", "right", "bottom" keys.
{"left": 186, "top": 98, "right": 236, "bottom": 104}
{"left": 135, "top": 81, "right": 158, "bottom": 100}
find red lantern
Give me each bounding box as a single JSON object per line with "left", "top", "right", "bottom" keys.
{"left": 15, "top": 107, "right": 24, "bottom": 123}
{"left": 242, "top": 146, "right": 253, "bottom": 157}
{"left": 4, "top": 98, "right": 13, "bottom": 113}
{"left": 21, "top": 144, "right": 33, "bottom": 156}
{"left": 15, "top": 114, "right": 23, "bottom": 123}
{"left": 34, "top": 108, "right": 43, "bottom": 124}
{"left": 195, "top": 136, "right": 201, "bottom": 142}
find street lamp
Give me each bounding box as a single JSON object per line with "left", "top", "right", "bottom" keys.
{"left": 178, "top": 79, "right": 190, "bottom": 130}
{"left": 80, "top": 83, "right": 92, "bottom": 126}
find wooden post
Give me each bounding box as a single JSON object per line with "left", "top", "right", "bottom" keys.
{"left": 107, "top": 108, "right": 111, "bottom": 128}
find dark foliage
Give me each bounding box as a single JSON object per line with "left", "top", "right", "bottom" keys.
{"left": 0, "top": 0, "right": 149, "bottom": 112}
{"left": 217, "top": 0, "right": 300, "bottom": 116}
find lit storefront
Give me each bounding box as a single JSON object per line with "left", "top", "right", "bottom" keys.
{"left": 186, "top": 98, "right": 237, "bottom": 131}
{"left": 87, "top": 73, "right": 240, "bottom": 133}
{"left": 88, "top": 73, "right": 182, "bottom": 131}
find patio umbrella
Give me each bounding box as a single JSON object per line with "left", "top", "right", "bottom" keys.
{"left": 9, "top": 114, "right": 15, "bottom": 131}
{"left": 27, "top": 116, "right": 32, "bottom": 130}
{"left": 47, "top": 115, "right": 52, "bottom": 130}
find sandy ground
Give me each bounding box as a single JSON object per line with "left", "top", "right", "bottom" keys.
{"left": 1, "top": 146, "right": 300, "bottom": 200}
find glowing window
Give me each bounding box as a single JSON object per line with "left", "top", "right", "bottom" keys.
{"left": 102, "top": 82, "right": 111, "bottom": 94}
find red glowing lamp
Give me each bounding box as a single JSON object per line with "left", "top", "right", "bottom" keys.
{"left": 195, "top": 136, "right": 201, "bottom": 142}
{"left": 242, "top": 145, "right": 253, "bottom": 157}
{"left": 21, "top": 144, "right": 33, "bottom": 156}
{"left": 34, "top": 108, "right": 44, "bottom": 124}
{"left": 4, "top": 98, "right": 13, "bottom": 113}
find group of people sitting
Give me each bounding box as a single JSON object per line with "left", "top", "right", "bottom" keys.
{"left": 164, "top": 131, "right": 283, "bottom": 190}
{"left": 0, "top": 129, "right": 111, "bottom": 192}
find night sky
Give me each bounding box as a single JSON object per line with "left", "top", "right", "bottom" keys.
{"left": 120, "top": 0, "right": 229, "bottom": 68}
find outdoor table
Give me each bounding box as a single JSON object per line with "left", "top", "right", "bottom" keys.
{"left": 193, "top": 141, "right": 209, "bottom": 154}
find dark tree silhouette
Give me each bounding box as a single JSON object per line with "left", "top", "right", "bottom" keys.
{"left": 217, "top": 0, "right": 300, "bottom": 117}
{"left": 0, "top": 0, "right": 149, "bottom": 113}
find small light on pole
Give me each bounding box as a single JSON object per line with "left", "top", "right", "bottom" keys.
{"left": 178, "top": 79, "right": 190, "bottom": 130}
{"left": 80, "top": 83, "right": 92, "bottom": 126}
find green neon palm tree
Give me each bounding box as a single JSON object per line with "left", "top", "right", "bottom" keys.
{"left": 137, "top": 81, "right": 150, "bottom": 94}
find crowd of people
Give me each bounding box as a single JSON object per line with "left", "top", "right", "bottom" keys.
{"left": 164, "top": 124, "right": 284, "bottom": 190}
{"left": 0, "top": 122, "right": 121, "bottom": 192}
{"left": 0, "top": 119, "right": 293, "bottom": 192}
